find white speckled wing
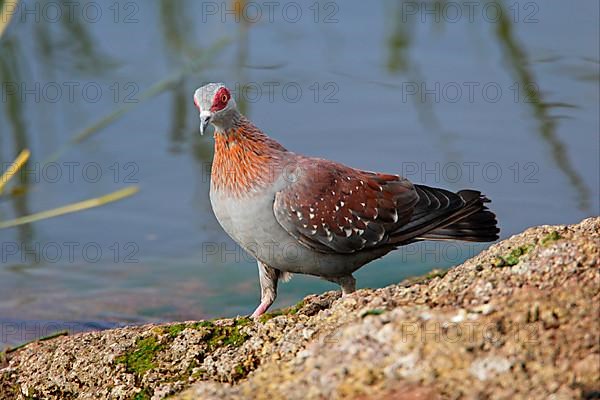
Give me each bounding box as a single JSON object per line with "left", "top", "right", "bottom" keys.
{"left": 273, "top": 157, "right": 419, "bottom": 254}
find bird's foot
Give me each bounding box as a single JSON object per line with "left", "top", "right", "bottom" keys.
{"left": 338, "top": 276, "right": 357, "bottom": 297}
{"left": 250, "top": 301, "right": 272, "bottom": 319}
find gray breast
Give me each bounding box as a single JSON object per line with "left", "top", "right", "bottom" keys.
{"left": 209, "top": 179, "right": 386, "bottom": 277}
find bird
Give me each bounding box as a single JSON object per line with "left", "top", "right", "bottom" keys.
{"left": 194, "top": 82, "right": 499, "bottom": 318}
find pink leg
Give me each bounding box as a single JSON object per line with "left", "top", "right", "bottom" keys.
{"left": 251, "top": 300, "right": 272, "bottom": 319}
{"left": 252, "top": 261, "right": 278, "bottom": 319}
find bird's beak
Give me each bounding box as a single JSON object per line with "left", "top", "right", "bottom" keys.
{"left": 199, "top": 111, "right": 211, "bottom": 135}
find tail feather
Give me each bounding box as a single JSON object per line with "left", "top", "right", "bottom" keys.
{"left": 419, "top": 210, "right": 499, "bottom": 242}
{"left": 391, "top": 185, "right": 499, "bottom": 244}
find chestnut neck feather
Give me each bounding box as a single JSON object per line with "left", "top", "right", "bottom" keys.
{"left": 211, "top": 113, "right": 288, "bottom": 197}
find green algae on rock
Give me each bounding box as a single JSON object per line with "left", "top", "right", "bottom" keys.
{"left": 258, "top": 299, "right": 306, "bottom": 323}
{"left": 492, "top": 230, "right": 563, "bottom": 267}
{"left": 116, "top": 336, "right": 164, "bottom": 376}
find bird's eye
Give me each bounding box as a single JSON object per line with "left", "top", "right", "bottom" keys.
{"left": 210, "top": 87, "right": 231, "bottom": 112}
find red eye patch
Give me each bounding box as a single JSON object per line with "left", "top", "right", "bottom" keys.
{"left": 210, "top": 87, "right": 231, "bottom": 112}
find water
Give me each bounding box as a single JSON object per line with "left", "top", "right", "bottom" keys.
{"left": 0, "top": 1, "right": 598, "bottom": 348}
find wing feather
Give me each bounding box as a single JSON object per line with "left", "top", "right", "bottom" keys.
{"left": 273, "top": 158, "right": 418, "bottom": 254}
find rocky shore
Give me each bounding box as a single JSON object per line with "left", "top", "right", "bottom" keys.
{"left": 1, "top": 217, "right": 599, "bottom": 399}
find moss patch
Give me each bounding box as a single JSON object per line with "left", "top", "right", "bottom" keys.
{"left": 132, "top": 388, "right": 152, "bottom": 400}
{"left": 258, "top": 311, "right": 284, "bottom": 323}
{"left": 116, "top": 336, "right": 163, "bottom": 376}
{"left": 361, "top": 309, "right": 385, "bottom": 318}
{"left": 234, "top": 363, "right": 249, "bottom": 378}
{"left": 504, "top": 244, "right": 534, "bottom": 266}
{"left": 159, "top": 318, "right": 251, "bottom": 351}
{"left": 541, "top": 231, "right": 561, "bottom": 246}
{"left": 259, "top": 300, "right": 306, "bottom": 323}
{"left": 163, "top": 323, "right": 188, "bottom": 338}
{"left": 289, "top": 300, "right": 306, "bottom": 314}
{"left": 401, "top": 268, "right": 449, "bottom": 287}
{"left": 164, "top": 319, "right": 253, "bottom": 349}
{"left": 107, "top": 312, "right": 286, "bottom": 393}
{"left": 204, "top": 319, "right": 251, "bottom": 350}
{"left": 493, "top": 243, "right": 535, "bottom": 267}
{"left": 494, "top": 231, "right": 562, "bottom": 267}
{"left": 424, "top": 269, "right": 449, "bottom": 280}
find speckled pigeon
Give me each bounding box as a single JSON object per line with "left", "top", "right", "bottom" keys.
{"left": 194, "top": 83, "right": 499, "bottom": 318}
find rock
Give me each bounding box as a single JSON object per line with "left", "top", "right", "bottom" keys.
{"left": 1, "top": 217, "right": 598, "bottom": 399}
{"left": 469, "top": 356, "right": 512, "bottom": 381}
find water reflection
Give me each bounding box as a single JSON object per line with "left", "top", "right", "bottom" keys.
{"left": 380, "top": 0, "right": 593, "bottom": 208}
{"left": 159, "top": 0, "right": 198, "bottom": 153}
{"left": 383, "top": 0, "right": 477, "bottom": 162}
{"left": 493, "top": 1, "right": 591, "bottom": 210}
{"left": 0, "top": 37, "right": 34, "bottom": 245}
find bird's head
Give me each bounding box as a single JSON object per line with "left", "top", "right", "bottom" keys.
{"left": 193, "top": 83, "right": 238, "bottom": 135}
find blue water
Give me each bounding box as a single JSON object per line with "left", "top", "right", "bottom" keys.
{"left": 0, "top": 0, "right": 598, "bottom": 348}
